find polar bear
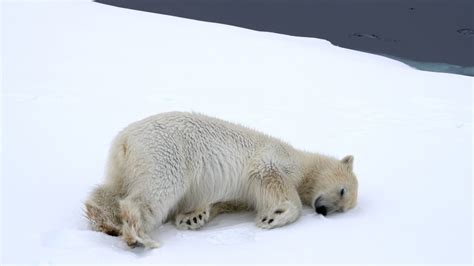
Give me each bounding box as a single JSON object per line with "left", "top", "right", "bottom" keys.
{"left": 85, "top": 112, "right": 358, "bottom": 248}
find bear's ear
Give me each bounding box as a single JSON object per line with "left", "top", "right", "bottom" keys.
{"left": 341, "top": 155, "right": 354, "bottom": 171}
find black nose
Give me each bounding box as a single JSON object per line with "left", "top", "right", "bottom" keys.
{"left": 315, "top": 206, "right": 328, "bottom": 216}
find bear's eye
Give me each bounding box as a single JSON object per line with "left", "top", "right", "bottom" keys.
{"left": 340, "top": 188, "right": 345, "bottom": 197}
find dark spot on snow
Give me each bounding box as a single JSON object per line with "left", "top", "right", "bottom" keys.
{"left": 198, "top": 214, "right": 202, "bottom": 220}
{"left": 268, "top": 219, "right": 274, "bottom": 224}
{"left": 186, "top": 220, "right": 191, "bottom": 225}
{"left": 262, "top": 217, "right": 267, "bottom": 222}
{"left": 193, "top": 217, "right": 197, "bottom": 223}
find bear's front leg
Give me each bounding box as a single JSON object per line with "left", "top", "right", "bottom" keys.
{"left": 251, "top": 168, "right": 302, "bottom": 229}
{"left": 256, "top": 200, "right": 301, "bottom": 229}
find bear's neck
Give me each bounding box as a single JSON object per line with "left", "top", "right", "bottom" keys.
{"left": 298, "top": 151, "right": 339, "bottom": 176}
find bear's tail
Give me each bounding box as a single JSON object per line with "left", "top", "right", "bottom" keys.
{"left": 84, "top": 132, "right": 130, "bottom": 236}
{"left": 84, "top": 185, "right": 123, "bottom": 236}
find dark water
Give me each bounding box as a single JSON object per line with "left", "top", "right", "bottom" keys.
{"left": 96, "top": 0, "right": 474, "bottom": 76}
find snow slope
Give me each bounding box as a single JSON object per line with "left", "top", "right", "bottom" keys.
{"left": 1, "top": 1, "right": 472, "bottom": 264}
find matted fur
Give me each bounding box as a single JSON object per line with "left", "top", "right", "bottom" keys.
{"left": 85, "top": 112, "right": 358, "bottom": 248}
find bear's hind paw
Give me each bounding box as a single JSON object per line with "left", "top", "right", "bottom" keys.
{"left": 175, "top": 207, "right": 210, "bottom": 230}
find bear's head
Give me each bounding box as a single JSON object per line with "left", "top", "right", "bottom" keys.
{"left": 299, "top": 155, "right": 358, "bottom": 216}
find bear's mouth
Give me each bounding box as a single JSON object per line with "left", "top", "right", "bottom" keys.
{"left": 314, "top": 196, "right": 322, "bottom": 208}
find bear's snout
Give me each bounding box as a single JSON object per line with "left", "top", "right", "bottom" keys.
{"left": 315, "top": 205, "right": 328, "bottom": 216}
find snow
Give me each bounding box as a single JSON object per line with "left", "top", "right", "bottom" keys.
{"left": 1, "top": 0, "right": 472, "bottom": 264}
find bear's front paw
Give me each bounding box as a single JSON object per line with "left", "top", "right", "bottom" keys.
{"left": 256, "top": 203, "right": 301, "bottom": 229}
{"left": 175, "top": 207, "right": 210, "bottom": 230}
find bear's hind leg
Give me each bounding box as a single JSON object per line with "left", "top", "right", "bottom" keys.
{"left": 119, "top": 174, "right": 188, "bottom": 248}
{"left": 175, "top": 206, "right": 211, "bottom": 230}
{"left": 119, "top": 197, "right": 160, "bottom": 249}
